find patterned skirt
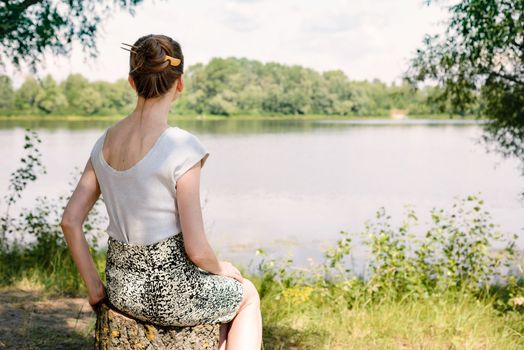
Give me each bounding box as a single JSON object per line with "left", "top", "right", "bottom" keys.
{"left": 105, "top": 232, "right": 244, "bottom": 327}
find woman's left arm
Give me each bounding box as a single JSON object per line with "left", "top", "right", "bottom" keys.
{"left": 60, "top": 157, "right": 105, "bottom": 310}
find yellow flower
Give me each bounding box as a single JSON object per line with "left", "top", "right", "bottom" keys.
{"left": 282, "top": 285, "right": 313, "bottom": 305}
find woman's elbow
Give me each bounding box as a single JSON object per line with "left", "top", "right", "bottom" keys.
{"left": 185, "top": 249, "right": 204, "bottom": 264}
{"left": 184, "top": 243, "right": 210, "bottom": 264}
{"left": 59, "top": 212, "right": 80, "bottom": 231}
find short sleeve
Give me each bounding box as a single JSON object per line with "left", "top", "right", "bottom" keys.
{"left": 89, "top": 130, "right": 106, "bottom": 166}
{"left": 172, "top": 134, "right": 210, "bottom": 182}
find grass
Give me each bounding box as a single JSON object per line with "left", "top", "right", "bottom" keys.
{"left": 258, "top": 287, "right": 524, "bottom": 349}
{"left": 1, "top": 257, "right": 523, "bottom": 349}
{"left": 2, "top": 232, "right": 523, "bottom": 350}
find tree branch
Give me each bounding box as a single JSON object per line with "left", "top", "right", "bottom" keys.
{"left": 489, "top": 71, "right": 524, "bottom": 86}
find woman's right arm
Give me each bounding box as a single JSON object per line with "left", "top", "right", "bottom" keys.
{"left": 176, "top": 161, "right": 243, "bottom": 282}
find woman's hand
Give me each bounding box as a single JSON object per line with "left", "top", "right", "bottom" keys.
{"left": 88, "top": 284, "right": 107, "bottom": 312}
{"left": 218, "top": 261, "right": 244, "bottom": 283}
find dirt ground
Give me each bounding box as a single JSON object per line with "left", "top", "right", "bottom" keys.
{"left": 0, "top": 287, "right": 95, "bottom": 349}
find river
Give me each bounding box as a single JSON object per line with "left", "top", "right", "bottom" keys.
{"left": 2, "top": 118, "right": 523, "bottom": 273}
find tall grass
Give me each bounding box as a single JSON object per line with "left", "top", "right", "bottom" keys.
{"left": 253, "top": 195, "right": 524, "bottom": 348}
{"left": 1, "top": 129, "right": 523, "bottom": 349}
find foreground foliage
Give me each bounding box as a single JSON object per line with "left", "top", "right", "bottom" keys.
{"left": 255, "top": 195, "right": 524, "bottom": 348}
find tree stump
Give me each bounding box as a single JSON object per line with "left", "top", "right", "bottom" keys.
{"left": 94, "top": 300, "right": 220, "bottom": 349}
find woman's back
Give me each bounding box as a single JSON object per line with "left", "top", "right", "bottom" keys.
{"left": 90, "top": 124, "right": 210, "bottom": 245}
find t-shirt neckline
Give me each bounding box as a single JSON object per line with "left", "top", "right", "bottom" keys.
{"left": 99, "top": 126, "right": 177, "bottom": 175}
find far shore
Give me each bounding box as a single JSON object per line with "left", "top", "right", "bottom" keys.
{"left": 0, "top": 113, "right": 484, "bottom": 122}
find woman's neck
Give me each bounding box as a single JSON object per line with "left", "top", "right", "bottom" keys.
{"left": 129, "top": 93, "right": 174, "bottom": 126}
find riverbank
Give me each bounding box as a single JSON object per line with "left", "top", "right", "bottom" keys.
{"left": 1, "top": 278, "right": 522, "bottom": 349}
{"left": 0, "top": 113, "right": 481, "bottom": 122}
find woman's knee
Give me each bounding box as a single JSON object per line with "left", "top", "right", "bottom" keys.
{"left": 241, "top": 278, "right": 260, "bottom": 306}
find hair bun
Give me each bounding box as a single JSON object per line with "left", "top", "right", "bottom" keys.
{"left": 132, "top": 37, "right": 171, "bottom": 74}
{"left": 128, "top": 34, "right": 184, "bottom": 99}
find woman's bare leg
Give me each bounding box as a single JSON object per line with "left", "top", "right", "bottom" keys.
{"left": 218, "top": 322, "right": 229, "bottom": 350}
{"left": 225, "top": 278, "right": 262, "bottom": 350}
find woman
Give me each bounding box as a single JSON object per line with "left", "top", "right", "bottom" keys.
{"left": 59, "top": 34, "right": 262, "bottom": 350}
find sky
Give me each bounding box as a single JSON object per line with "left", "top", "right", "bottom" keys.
{"left": 6, "top": 0, "right": 451, "bottom": 88}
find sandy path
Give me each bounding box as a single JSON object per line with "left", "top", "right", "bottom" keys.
{"left": 0, "top": 287, "right": 95, "bottom": 349}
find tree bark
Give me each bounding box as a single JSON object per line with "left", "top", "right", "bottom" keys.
{"left": 94, "top": 300, "right": 220, "bottom": 350}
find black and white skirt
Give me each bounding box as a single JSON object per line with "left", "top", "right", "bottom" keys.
{"left": 105, "top": 232, "right": 244, "bottom": 327}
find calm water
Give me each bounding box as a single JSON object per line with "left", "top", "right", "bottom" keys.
{"left": 2, "top": 118, "right": 524, "bottom": 273}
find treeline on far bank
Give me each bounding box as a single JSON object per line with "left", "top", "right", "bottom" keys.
{"left": 0, "top": 57, "right": 480, "bottom": 117}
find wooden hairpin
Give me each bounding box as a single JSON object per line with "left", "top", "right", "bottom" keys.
{"left": 120, "top": 42, "right": 181, "bottom": 66}
{"left": 164, "top": 55, "right": 181, "bottom": 66}
{"left": 120, "top": 42, "right": 137, "bottom": 54}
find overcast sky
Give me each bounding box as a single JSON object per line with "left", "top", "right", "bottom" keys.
{"left": 6, "top": 0, "right": 451, "bottom": 88}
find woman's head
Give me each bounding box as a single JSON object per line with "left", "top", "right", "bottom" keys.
{"left": 127, "top": 34, "right": 184, "bottom": 99}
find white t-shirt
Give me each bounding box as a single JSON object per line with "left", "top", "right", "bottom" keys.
{"left": 89, "top": 126, "right": 210, "bottom": 245}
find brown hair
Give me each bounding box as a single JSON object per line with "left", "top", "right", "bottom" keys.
{"left": 128, "top": 34, "right": 184, "bottom": 99}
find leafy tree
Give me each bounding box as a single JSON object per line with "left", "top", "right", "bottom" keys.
{"left": 0, "top": 75, "right": 14, "bottom": 110}
{"left": 405, "top": 0, "right": 524, "bottom": 165}
{"left": 321, "top": 70, "right": 353, "bottom": 115}
{"left": 76, "top": 87, "right": 103, "bottom": 115}
{"left": 35, "top": 74, "right": 68, "bottom": 114}
{"left": 14, "top": 76, "right": 42, "bottom": 110}
{"left": 61, "top": 73, "right": 90, "bottom": 108}
{"left": 93, "top": 79, "right": 135, "bottom": 113}
{"left": 348, "top": 80, "right": 384, "bottom": 116}
{"left": 0, "top": 0, "right": 145, "bottom": 73}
